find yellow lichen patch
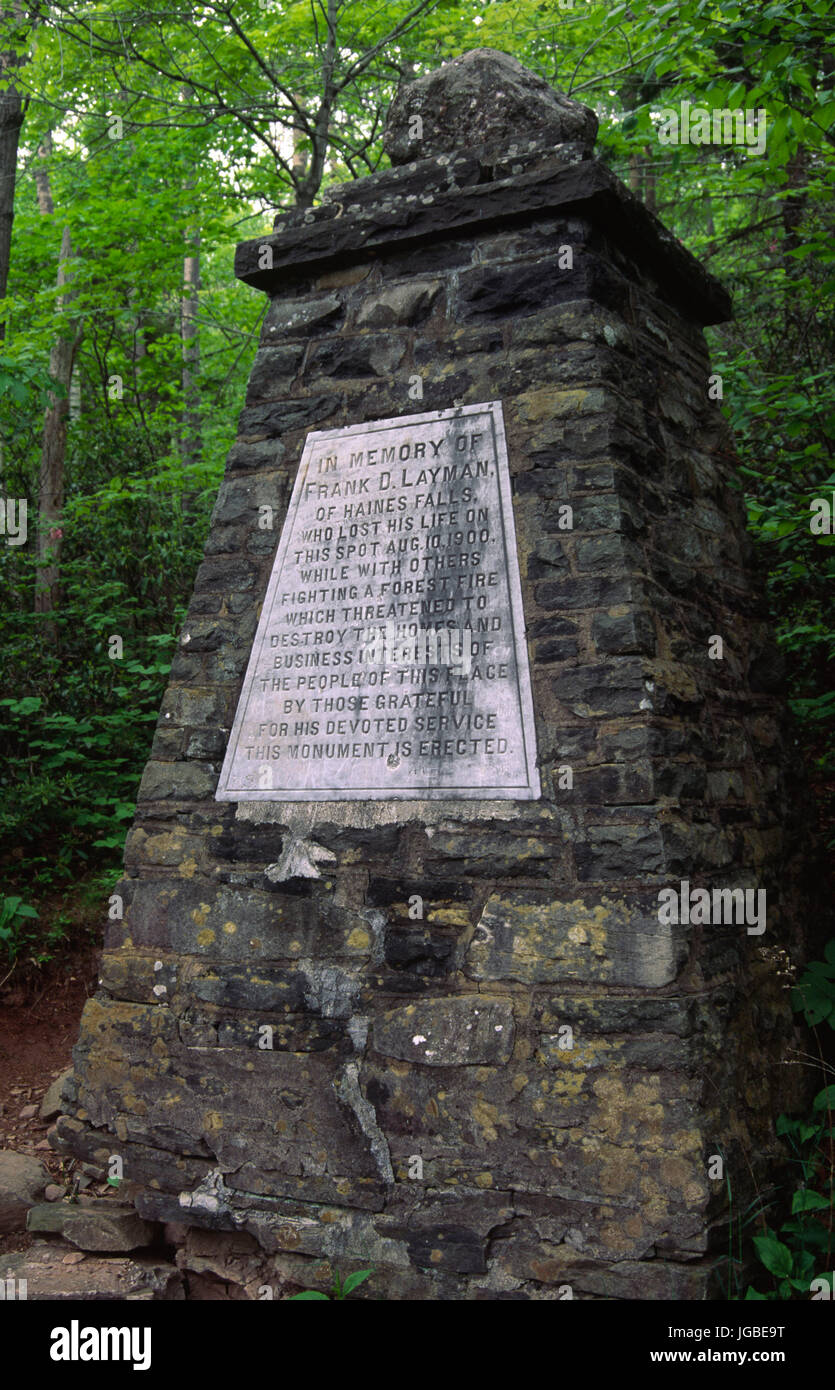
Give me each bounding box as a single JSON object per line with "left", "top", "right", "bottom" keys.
{"left": 203, "top": 1111, "right": 223, "bottom": 1132}
{"left": 288, "top": 940, "right": 302, "bottom": 953}
{"left": 672, "top": 1128, "right": 703, "bottom": 1156}
{"left": 472, "top": 1097, "right": 506, "bottom": 1143}
{"left": 346, "top": 927, "right": 370, "bottom": 950}
{"left": 594, "top": 1142, "right": 639, "bottom": 1197}
{"left": 319, "top": 1210, "right": 338, "bottom": 1224}
{"left": 120, "top": 1089, "right": 147, "bottom": 1116}
{"left": 547, "top": 1071, "right": 585, "bottom": 1099}
{"left": 512, "top": 1074, "right": 529, "bottom": 1093}
{"left": 222, "top": 921, "right": 237, "bottom": 934}
{"left": 335, "top": 1178, "right": 351, "bottom": 1196}
{"left": 191, "top": 903, "right": 211, "bottom": 927}
{"left": 179, "top": 857, "right": 198, "bottom": 879}
{"left": 600, "top": 1219, "right": 642, "bottom": 1255}
{"left": 196, "top": 929, "right": 215, "bottom": 948}
{"left": 474, "top": 1172, "right": 493, "bottom": 1188}
{"left": 516, "top": 385, "right": 601, "bottom": 422}
{"left": 427, "top": 907, "right": 469, "bottom": 927}
{"left": 429, "top": 1249, "right": 443, "bottom": 1264}
{"left": 144, "top": 832, "right": 183, "bottom": 862}
{"left": 592, "top": 1076, "right": 628, "bottom": 1141}
{"left": 210, "top": 824, "right": 224, "bottom": 837}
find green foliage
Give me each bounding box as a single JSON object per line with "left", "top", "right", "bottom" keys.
{"left": 0, "top": 894, "right": 40, "bottom": 968}
{"left": 792, "top": 941, "right": 835, "bottom": 1028}
{"left": 288, "top": 1268, "right": 374, "bottom": 1301}
{"left": 745, "top": 945, "right": 835, "bottom": 1300}
{"left": 0, "top": 1, "right": 831, "bottom": 950}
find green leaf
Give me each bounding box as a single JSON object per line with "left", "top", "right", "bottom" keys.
{"left": 341, "top": 1268, "right": 374, "bottom": 1295}
{"left": 791, "top": 1189, "right": 830, "bottom": 1214}
{"left": 813, "top": 1086, "right": 835, "bottom": 1113}
{"left": 288, "top": 1290, "right": 330, "bottom": 1300}
{"left": 753, "top": 1234, "right": 793, "bottom": 1278}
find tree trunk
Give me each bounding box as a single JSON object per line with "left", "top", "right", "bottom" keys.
{"left": 179, "top": 82, "right": 201, "bottom": 509}
{"left": 35, "top": 226, "right": 79, "bottom": 633}
{"left": 34, "top": 128, "right": 53, "bottom": 214}
{"left": 180, "top": 226, "right": 200, "bottom": 510}
{"left": 628, "top": 152, "right": 641, "bottom": 196}
{"left": 643, "top": 146, "right": 656, "bottom": 214}
{"left": 0, "top": 6, "right": 26, "bottom": 340}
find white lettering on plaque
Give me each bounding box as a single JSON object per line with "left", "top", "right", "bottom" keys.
{"left": 216, "top": 401, "right": 539, "bottom": 800}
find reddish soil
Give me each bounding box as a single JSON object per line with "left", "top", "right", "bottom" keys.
{"left": 0, "top": 944, "right": 98, "bottom": 1257}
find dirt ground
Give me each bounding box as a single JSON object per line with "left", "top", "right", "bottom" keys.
{"left": 0, "top": 944, "right": 98, "bottom": 1257}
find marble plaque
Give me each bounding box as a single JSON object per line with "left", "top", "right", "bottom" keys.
{"left": 216, "top": 402, "right": 540, "bottom": 800}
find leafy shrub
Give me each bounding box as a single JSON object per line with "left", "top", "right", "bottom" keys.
{"left": 745, "top": 943, "right": 835, "bottom": 1299}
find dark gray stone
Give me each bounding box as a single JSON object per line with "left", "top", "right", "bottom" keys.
{"left": 383, "top": 49, "right": 598, "bottom": 165}
{"left": 0, "top": 1151, "right": 49, "bottom": 1235}
{"left": 26, "top": 1200, "right": 156, "bottom": 1253}
{"left": 371, "top": 997, "right": 515, "bottom": 1066}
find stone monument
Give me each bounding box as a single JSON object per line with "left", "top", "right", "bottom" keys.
{"left": 56, "top": 50, "right": 800, "bottom": 1299}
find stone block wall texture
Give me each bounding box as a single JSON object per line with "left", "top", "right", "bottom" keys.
{"left": 57, "top": 54, "right": 804, "bottom": 1299}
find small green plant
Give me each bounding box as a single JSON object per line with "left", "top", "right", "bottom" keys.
{"left": 289, "top": 1267, "right": 374, "bottom": 1301}
{"left": 745, "top": 942, "right": 835, "bottom": 1299}
{"left": 0, "top": 893, "right": 40, "bottom": 968}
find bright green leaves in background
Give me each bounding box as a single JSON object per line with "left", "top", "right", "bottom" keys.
{"left": 0, "top": 0, "right": 833, "bottom": 889}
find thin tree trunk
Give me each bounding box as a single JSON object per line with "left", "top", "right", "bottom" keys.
{"left": 628, "top": 151, "right": 641, "bottom": 196}
{"left": 643, "top": 146, "right": 656, "bottom": 214}
{"left": 0, "top": 5, "right": 27, "bottom": 340}
{"left": 69, "top": 361, "right": 81, "bottom": 422}
{"left": 180, "top": 226, "right": 200, "bottom": 508}
{"left": 34, "top": 128, "right": 53, "bottom": 214}
{"left": 291, "top": 91, "right": 308, "bottom": 184}
{"left": 35, "top": 225, "right": 80, "bottom": 633}
{"left": 179, "top": 82, "right": 201, "bottom": 510}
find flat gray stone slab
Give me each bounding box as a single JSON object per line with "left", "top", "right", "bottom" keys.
{"left": 217, "top": 402, "right": 540, "bottom": 801}
{"left": 27, "top": 1199, "right": 155, "bottom": 1252}
{"left": 1, "top": 1240, "right": 183, "bottom": 1300}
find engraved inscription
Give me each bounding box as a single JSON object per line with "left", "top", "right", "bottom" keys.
{"left": 216, "top": 402, "right": 539, "bottom": 800}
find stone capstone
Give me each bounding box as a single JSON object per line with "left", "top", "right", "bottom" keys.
{"left": 383, "top": 48, "right": 598, "bottom": 165}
